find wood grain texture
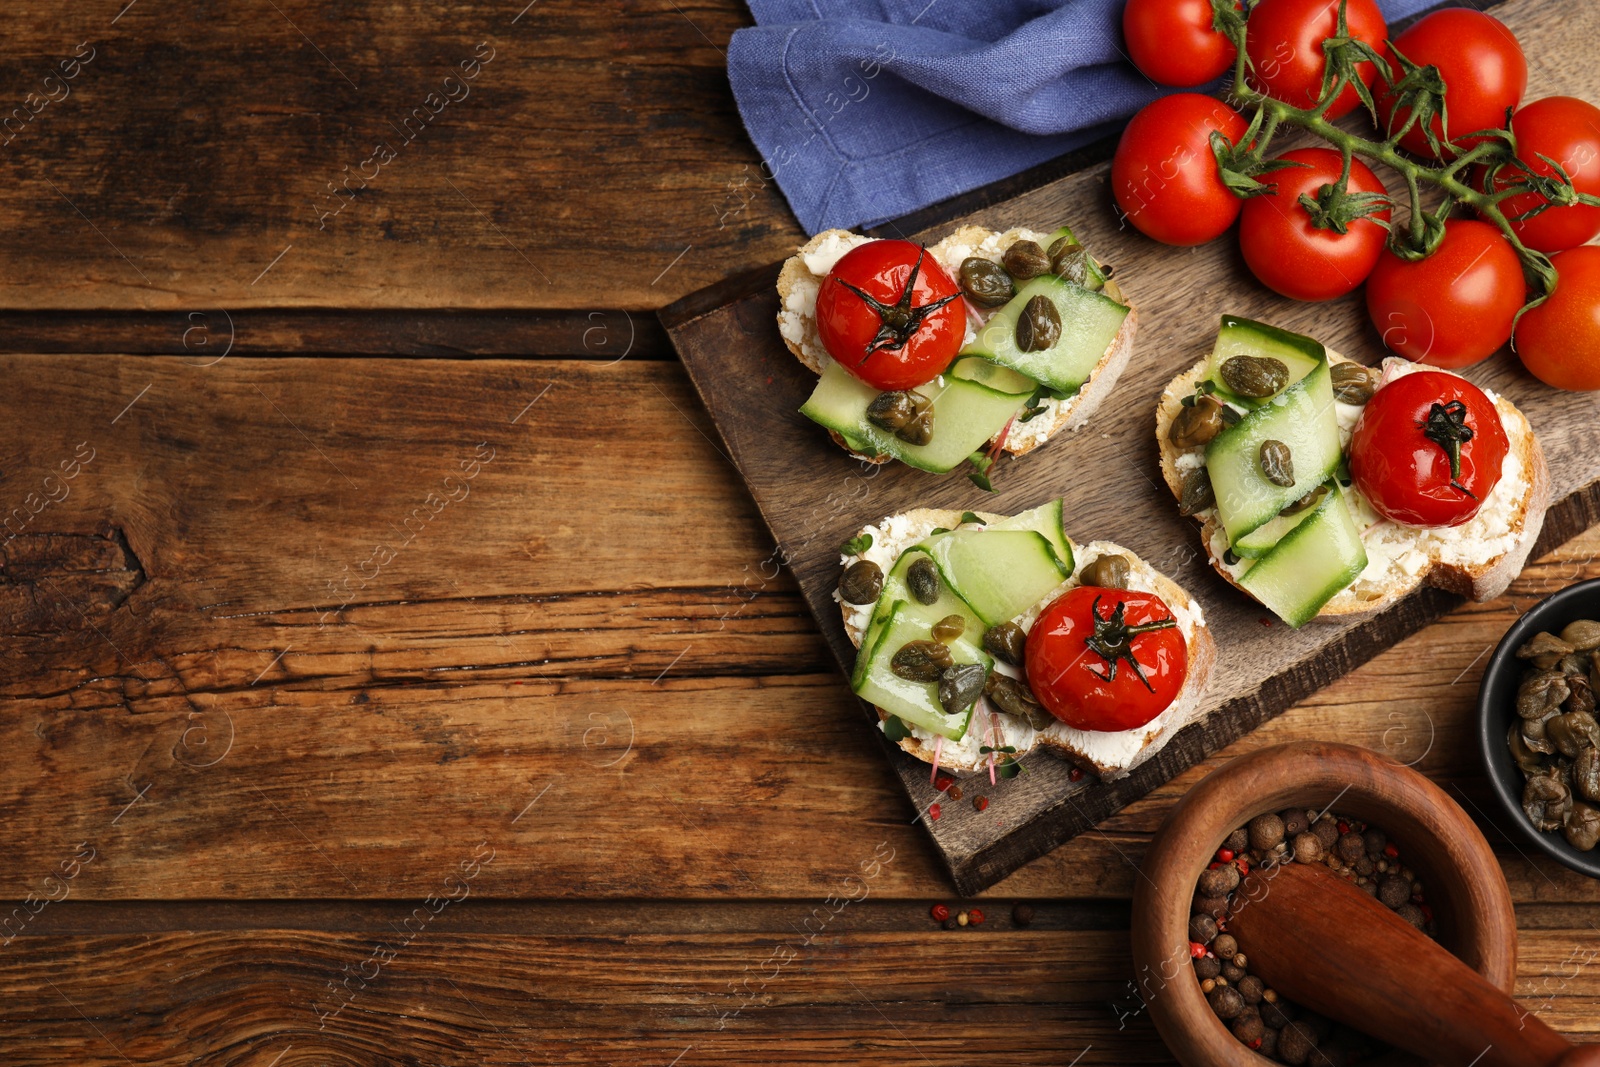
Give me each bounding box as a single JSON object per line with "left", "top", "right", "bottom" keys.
{"left": 662, "top": 0, "right": 1600, "bottom": 896}
{"left": 0, "top": 918, "right": 1593, "bottom": 1065}
{"left": 0, "top": 1, "right": 798, "bottom": 311}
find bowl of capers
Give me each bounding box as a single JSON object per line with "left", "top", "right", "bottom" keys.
{"left": 1478, "top": 576, "right": 1600, "bottom": 879}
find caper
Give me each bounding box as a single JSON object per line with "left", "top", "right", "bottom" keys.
{"left": 1080, "top": 553, "right": 1131, "bottom": 590}
{"left": 985, "top": 671, "right": 1051, "bottom": 727}
{"left": 891, "top": 639, "right": 953, "bottom": 682}
{"left": 1576, "top": 747, "right": 1600, "bottom": 803}
{"left": 1524, "top": 771, "right": 1573, "bottom": 833}
{"left": 1015, "top": 294, "right": 1062, "bottom": 353}
{"left": 1549, "top": 710, "right": 1600, "bottom": 759}
{"left": 1517, "top": 631, "right": 1574, "bottom": 669}
{"left": 867, "top": 390, "right": 933, "bottom": 445}
{"left": 938, "top": 663, "right": 987, "bottom": 714}
{"left": 958, "top": 257, "right": 1014, "bottom": 308}
{"left": 1518, "top": 669, "right": 1570, "bottom": 720}
{"left": 838, "top": 559, "right": 883, "bottom": 605}
{"left": 1523, "top": 713, "right": 1557, "bottom": 754}
{"left": 931, "top": 614, "right": 966, "bottom": 643}
{"left": 897, "top": 409, "right": 934, "bottom": 446}
{"left": 1049, "top": 243, "right": 1090, "bottom": 286}
{"left": 1002, "top": 239, "right": 1050, "bottom": 280}
{"left": 1561, "top": 619, "right": 1600, "bottom": 652}
{"left": 1220, "top": 355, "right": 1290, "bottom": 399}
{"left": 1179, "top": 468, "right": 1216, "bottom": 517}
{"left": 1508, "top": 721, "right": 1548, "bottom": 776}
{"left": 1259, "top": 439, "right": 1295, "bottom": 487}
{"left": 982, "top": 621, "right": 1026, "bottom": 665}
{"left": 1565, "top": 802, "right": 1600, "bottom": 852}
{"left": 907, "top": 557, "right": 942, "bottom": 605}
{"left": 1169, "top": 396, "right": 1225, "bottom": 449}
{"left": 1331, "top": 362, "right": 1380, "bottom": 405}
{"left": 866, "top": 390, "right": 916, "bottom": 432}
{"left": 1280, "top": 484, "right": 1327, "bottom": 516}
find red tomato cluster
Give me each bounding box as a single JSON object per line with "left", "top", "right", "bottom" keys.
{"left": 1112, "top": 2, "right": 1600, "bottom": 390}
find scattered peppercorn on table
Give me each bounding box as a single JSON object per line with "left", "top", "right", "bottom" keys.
{"left": 0, "top": 0, "right": 1596, "bottom": 1063}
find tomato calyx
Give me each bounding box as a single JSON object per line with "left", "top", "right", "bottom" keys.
{"left": 1420, "top": 399, "right": 1478, "bottom": 498}
{"left": 1381, "top": 48, "right": 1451, "bottom": 157}
{"left": 832, "top": 246, "right": 961, "bottom": 366}
{"left": 1299, "top": 178, "right": 1392, "bottom": 235}
{"left": 1316, "top": 15, "right": 1388, "bottom": 122}
{"left": 1083, "top": 595, "right": 1179, "bottom": 693}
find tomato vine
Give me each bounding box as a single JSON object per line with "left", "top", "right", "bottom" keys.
{"left": 1206, "top": 0, "right": 1600, "bottom": 307}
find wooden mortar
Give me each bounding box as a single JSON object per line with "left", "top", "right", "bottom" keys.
{"left": 1132, "top": 741, "right": 1520, "bottom": 1067}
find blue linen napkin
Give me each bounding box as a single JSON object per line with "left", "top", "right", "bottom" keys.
{"left": 729, "top": 0, "right": 1441, "bottom": 234}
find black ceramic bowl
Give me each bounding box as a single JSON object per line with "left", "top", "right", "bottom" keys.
{"left": 1477, "top": 576, "right": 1600, "bottom": 879}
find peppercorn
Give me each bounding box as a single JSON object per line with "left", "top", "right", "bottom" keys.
{"left": 1260, "top": 999, "right": 1294, "bottom": 1029}
{"left": 1221, "top": 961, "right": 1246, "bottom": 983}
{"left": 1377, "top": 874, "right": 1411, "bottom": 909}
{"left": 1354, "top": 854, "right": 1375, "bottom": 876}
{"left": 1212, "top": 933, "right": 1238, "bottom": 959}
{"left": 1232, "top": 1012, "right": 1266, "bottom": 1045}
{"left": 1011, "top": 903, "right": 1034, "bottom": 927}
{"left": 1208, "top": 985, "right": 1245, "bottom": 1020}
{"left": 1336, "top": 832, "right": 1366, "bottom": 864}
{"left": 948, "top": 785, "right": 963, "bottom": 802}
{"left": 1262, "top": 989, "right": 1279, "bottom": 1005}
{"left": 933, "top": 775, "right": 954, "bottom": 792}
{"left": 1363, "top": 827, "right": 1387, "bottom": 856}
{"left": 1198, "top": 864, "right": 1241, "bottom": 897}
{"left": 956, "top": 910, "right": 968, "bottom": 927}
{"left": 1225, "top": 827, "right": 1250, "bottom": 854}
{"left": 942, "top": 918, "right": 957, "bottom": 930}
{"left": 1383, "top": 842, "right": 1399, "bottom": 859}
{"left": 930, "top": 903, "right": 950, "bottom": 922}
{"left": 1194, "top": 955, "right": 1222, "bottom": 980}
{"left": 1189, "top": 914, "right": 1219, "bottom": 944}
{"left": 1394, "top": 903, "right": 1426, "bottom": 929}
{"left": 1258, "top": 1027, "right": 1279, "bottom": 1059}
{"left": 1280, "top": 808, "right": 1310, "bottom": 838}
{"left": 1201, "top": 978, "right": 1217, "bottom": 994}
{"left": 1193, "top": 894, "right": 1230, "bottom": 919}
{"left": 1292, "top": 831, "right": 1325, "bottom": 864}
{"left": 1312, "top": 816, "right": 1340, "bottom": 849}
{"left": 1248, "top": 812, "right": 1286, "bottom": 851}
{"left": 1233, "top": 953, "right": 1248, "bottom": 969}
{"left": 928, "top": 803, "right": 941, "bottom": 821}
{"left": 969, "top": 908, "right": 985, "bottom": 926}
{"left": 1280, "top": 1021, "right": 1319, "bottom": 1065}
{"left": 1237, "top": 975, "right": 1264, "bottom": 1005}
{"left": 973, "top": 795, "right": 988, "bottom": 811}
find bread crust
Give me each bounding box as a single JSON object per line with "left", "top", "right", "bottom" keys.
{"left": 840, "top": 508, "right": 1215, "bottom": 781}
{"left": 777, "top": 227, "right": 1136, "bottom": 464}
{"left": 1155, "top": 352, "right": 1550, "bottom": 620}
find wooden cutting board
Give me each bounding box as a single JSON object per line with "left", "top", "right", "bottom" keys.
{"left": 659, "top": 0, "right": 1600, "bottom": 896}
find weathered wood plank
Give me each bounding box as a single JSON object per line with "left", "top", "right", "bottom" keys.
{"left": 0, "top": 1, "right": 797, "bottom": 311}
{"left": 0, "top": 922, "right": 1591, "bottom": 1064}
{"left": 0, "top": 309, "right": 671, "bottom": 358}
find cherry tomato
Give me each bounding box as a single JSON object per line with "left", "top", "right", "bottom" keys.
{"left": 1025, "top": 586, "right": 1187, "bottom": 733}
{"left": 1481, "top": 96, "right": 1600, "bottom": 253}
{"left": 1349, "top": 370, "right": 1508, "bottom": 527}
{"left": 1379, "top": 10, "right": 1525, "bottom": 158}
{"left": 815, "top": 240, "right": 964, "bottom": 391}
{"left": 1123, "top": 0, "right": 1237, "bottom": 88}
{"left": 1514, "top": 245, "right": 1600, "bottom": 390}
{"left": 1364, "top": 219, "right": 1524, "bottom": 368}
{"left": 1112, "top": 93, "right": 1248, "bottom": 246}
{"left": 1238, "top": 147, "right": 1391, "bottom": 302}
{"left": 1245, "top": 0, "right": 1386, "bottom": 120}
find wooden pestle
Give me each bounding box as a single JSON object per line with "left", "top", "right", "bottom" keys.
{"left": 1228, "top": 862, "right": 1600, "bottom": 1067}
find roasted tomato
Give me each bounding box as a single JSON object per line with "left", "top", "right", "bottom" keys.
{"left": 1348, "top": 370, "right": 1509, "bottom": 528}
{"left": 1025, "top": 586, "right": 1187, "bottom": 733}
{"left": 815, "top": 240, "right": 964, "bottom": 391}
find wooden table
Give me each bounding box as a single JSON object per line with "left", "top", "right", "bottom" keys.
{"left": 0, "top": 2, "right": 1595, "bottom": 1063}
